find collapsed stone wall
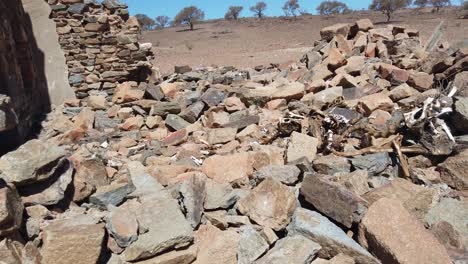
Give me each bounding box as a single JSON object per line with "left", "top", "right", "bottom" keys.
{"left": 0, "top": 0, "right": 52, "bottom": 151}
{"left": 46, "top": 0, "right": 156, "bottom": 99}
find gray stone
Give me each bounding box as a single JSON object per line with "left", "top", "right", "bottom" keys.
{"left": 89, "top": 182, "right": 134, "bottom": 208}
{"left": 238, "top": 226, "right": 270, "bottom": 264}
{"left": 425, "top": 198, "right": 468, "bottom": 249}
{"left": 0, "top": 95, "right": 18, "bottom": 132}
{"left": 225, "top": 114, "right": 260, "bottom": 129}
{"left": 145, "top": 83, "right": 165, "bottom": 101}
{"left": 351, "top": 153, "right": 392, "bottom": 176}
{"left": 178, "top": 173, "right": 206, "bottom": 228}
{"left": 307, "top": 86, "right": 343, "bottom": 109}
{"left": 123, "top": 192, "right": 194, "bottom": 262}
{"left": 255, "top": 235, "right": 321, "bottom": 264}
{"left": 165, "top": 114, "right": 191, "bottom": 130}
{"left": 313, "top": 155, "right": 351, "bottom": 175}
{"left": 333, "top": 169, "right": 370, "bottom": 196}
{"left": 179, "top": 101, "right": 205, "bottom": 123}
{"left": 287, "top": 208, "right": 379, "bottom": 264}
{"left": 181, "top": 71, "right": 204, "bottom": 82}
{"left": 254, "top": 164, "right": 300, "bottom": 185}
{"left": 0, "top": 181, "right": 23, "bottom": 236}
{"left": 0, "top": 139, "right": 66, "bottom": 186}
{"left": 300, "top": 174, "right": 368, "bottom": 228}
{"left": 452, "top": 97, "right": 468, "bottom": 133}
{"left": 204, "top": 179, "right": 243, "bottom": 210}
{"left": 302, "top": 51, "right": 322, "bottom": 69}
{"left": 106, "top": 204, "right": 139, "bottom": 248}
{"left": 20, "top": 161, "right": 73, "bottom": 206}
{"left": 287, "top": 132, "right": 319, "bottom": 163}
{"left": 68, "top": 3, "right": 86, "bottom": 14}
{"left": 127, "top": 161, "right": 164, "bottom": 197}
{"left": 454, "top": 71, "right": 468, "bottom": 97}
{"left": 149, "top": 102, "right": 181, "bottom": 116}
{"left": 69, "top": 74, "right": 84, "bottom": 86}
{"left": 102, "top": 0, "right": 127, "bottom": 9}
{"left": 201, "top": 88, "right": 226, "bottom": 107}
{"left": 0, "top": 238, "right": 23, "bottom": 264}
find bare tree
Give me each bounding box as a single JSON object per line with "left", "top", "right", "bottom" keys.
{"left": 431, "top": 0, "right": 451, "bottom": 12}
{"left": 155, "top": 15, "right": 170, "bottom": 29}
{"left": 173, "top": 6, "right": 205, "bottom": 30}
{"left": 250, "top": 2, "right": 268, "bottom": 18}
{"left": 134, "top": 14, "right": 155, "bottom": 31}
{"left": 316, "top": 1, "right": 350, "bottom": 15}
{"left": 369, "top": 0, "right": 410, "bottom": 22}
{"left": 283, "top": 0, "right": 300, "bottom": 17}
{"left": 225, "top": 6, "right": 244, "bottom": 20}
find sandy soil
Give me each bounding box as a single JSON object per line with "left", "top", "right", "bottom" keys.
{"left": 141, "top": 8, "right": 468, "bottom": 74}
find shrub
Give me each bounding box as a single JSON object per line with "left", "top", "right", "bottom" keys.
{"left": 316, "top": 1, "right": 350, "bottom": 15}
{"left": 283, "top": 0, "right": 300, "bottom": 17}
{"left": 134, "top": 14, "right": 155, "bottom": 31}
{"left": 250, "top": 2, "right": 268, "bottom": 18}
{"left": 173, "top": 6, "right": 205, "bottom": 30}
{"left": 431, "top": 0, "right": 451, "bottom": 12}
{"left": 369, "top": 0, "right": 410, "bottom": 21}
{"left": 225, "top": 6, "right": 244, "bottom": 20}
{"left": 155, "top": 15, "right": 170, "bottom": 29}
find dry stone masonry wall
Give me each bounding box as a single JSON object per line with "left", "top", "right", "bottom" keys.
{"left": 46, "top": 0, "right": 156, "bottom": 99}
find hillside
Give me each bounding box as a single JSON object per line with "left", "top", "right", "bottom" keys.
{"left": 143, "top": 7, "right": 468, "bottom": 73}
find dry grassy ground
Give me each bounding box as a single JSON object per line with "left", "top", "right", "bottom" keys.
{"left": 142, "top": 7, "right": 468, "bottom": 74}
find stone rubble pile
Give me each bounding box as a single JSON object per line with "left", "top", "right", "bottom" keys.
{"left": 1, "top": 18, "right": 468, "bottom": 264}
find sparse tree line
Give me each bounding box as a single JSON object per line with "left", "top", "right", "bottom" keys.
{"left": 135, "top": 0, "right": 459, "bottom": 31}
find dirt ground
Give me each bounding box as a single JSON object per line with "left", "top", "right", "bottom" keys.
{"left": 142, "top": 7, "right": 468, "bottom": 74}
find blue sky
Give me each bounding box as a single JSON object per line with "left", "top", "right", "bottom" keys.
{"left": 121, "top": 0, "right": 373, "bottom": 20}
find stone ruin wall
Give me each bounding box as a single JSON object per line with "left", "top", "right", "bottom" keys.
{"left": 0, "top": 0, "right": 155, "bottom": 152}
{"left": 46, "top": 0, "right": 156, "bottom": 99}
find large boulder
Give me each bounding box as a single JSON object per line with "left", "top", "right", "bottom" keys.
{"left": 358, "top": 198, "right": 452, "bottom": 264}
{"left": 122, "top": 192, "right": 193, "bottom": 262}
{"left": 0, "top": 181, "right": 23, "bottom": 236}
{"left": 237, "top": 177, "right": 297, "bottom": 231}
{"left": 255, "top": 235, "right": 321, "bottom": 264}
{"left": 41, "top": 222, "right": 105, "bottom": 264}
{"left": 0, "top": 139, "right": 66, "bottom": 186}
{"left": 287, "top": 208, "right": 379, "bottom": 264}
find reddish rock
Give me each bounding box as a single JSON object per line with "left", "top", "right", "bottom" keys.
{"left": 358, "top": 93, "right": 393, "bottom": 115}
{"left": 112, "top": 82, "right": 144, "bottom": 104}
{"left": 224, "top": 96, "right": 246, "bottom": 112}
{"left": 120, "top": 116, "right": 144, "bottom": 131}
{"left": 438, "top": 149, "right": 468, "bottom": 191}
{"left": 41, "top": 223, "right": 106, "bottom": 264}
{"left": 202, "top": 152, "right": 254, "bottom": 184}
{"left": 300, "top": 174, "right": 368, "bottom": 228}
{"left": 237, "top": 177, "right": 297, "bottom": 231}
{"left": 194, "top": 224, "right": 240, "bottom": 264}
{"left": 363, "top": 178, "right": 436, "bottom": 221}
{"left": 321, "top": 23, "right": 350, "bottom": 41}
{"left": 408, "top": 72, "right": 434, "bottom": 91}
{"left": 358, "top": 198, "right": 452, "bottom": 264}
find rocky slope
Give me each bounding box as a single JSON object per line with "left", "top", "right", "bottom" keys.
{"left": 1, "top": 4, "right": 468, "bottom": 264}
